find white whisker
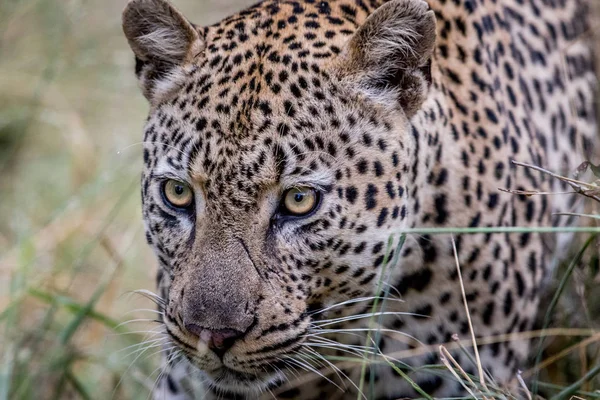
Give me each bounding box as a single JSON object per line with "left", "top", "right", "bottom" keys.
{"left": 310, "top": 296, "right": 404, "bottom": 316}
{"left": 314, "top": 311, "right": 424, "bottom": 327}
{"left": 114, "top": 319, "right": 162, "bottom": 329}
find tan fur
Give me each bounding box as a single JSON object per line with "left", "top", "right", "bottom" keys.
{"left": 122, "top": 0, "right": 597, "bottom": 398}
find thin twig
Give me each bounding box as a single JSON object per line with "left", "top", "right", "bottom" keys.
{"left": 516, "top": 371, "right": 532, "bottom": 400}
{"left": 509, "top": 160, "right": 600, "bottom": 203}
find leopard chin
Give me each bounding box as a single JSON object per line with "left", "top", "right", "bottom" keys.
{"left": 199, "top": 366, "right": 284, "bottom": 396}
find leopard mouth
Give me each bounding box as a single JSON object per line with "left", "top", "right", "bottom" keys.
{"left": 166, "top": 312, "right": 312, "bottom": 393}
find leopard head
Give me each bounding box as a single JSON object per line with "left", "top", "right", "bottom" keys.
{"left": 123, "top": 0, "right": 435, "bottom": 394}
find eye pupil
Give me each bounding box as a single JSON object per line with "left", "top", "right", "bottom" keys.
{"left": 174, "top": 185, "right": 184, "bottom": 195}
{"left": 294, "top": 193, "right": 305, "bottom": 203}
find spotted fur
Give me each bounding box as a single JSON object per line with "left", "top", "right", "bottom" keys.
{"left": 122, "top": 0, "right": 597, "bottom": 398}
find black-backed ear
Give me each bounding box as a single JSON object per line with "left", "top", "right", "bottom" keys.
{"left": 122, "top": 0, "right": 204, "bottom": 104}
{"left": 334, "top": 0, "right": 436, "bottom": 117}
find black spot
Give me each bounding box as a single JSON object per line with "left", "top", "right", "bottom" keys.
{"left": 482, "top": 301, "right": 495, "bottom": 325}
{"left": 340, "top": 4, "right": 356, "bottom": 17}
{"left": 527, "top": 252, "right": 537, "bottom": 275}
{"left": 364, "top": 184, "right": 378, "bottom": 210}
{"left": 435, "top": 168, "right": 448, "bottom": 185}
{"left": 503, "top": 290, "right": 513, "bottom": 316}
{"left": 372, "top": 242, "right": 384, "bottom": 254}
{"left": 345, "top": 186, "right": 358, "bottom": 204}
{"left": 354, "top": 242, "right": 366, "bottom": 254}
{"left": 277, "top": 122, "right": 290, "bottom": 136}
{"left": 413, "top": 304, "right": 432, "bottom": 319}
{"left": 335, "top": 265, "right": 349, "bottom": 274}
{"left": 290, "top": 83, "right": 301, "bottom": 97}
{"left": 377, "top": 208, "right": 389, "bottom": 227}
{"left": 519, "top": 232, "right": 530, "bottom": 247}
{"left": 357, "top": 159, "right": 368, "bottom": 174}
{"left": 485, "top": 108, "right": 499, "bottom": 124}
{"left": 373, "top": 161, "right": 384, "bottom": 177}
{"left": 525, "top": 200, "right": 535, "bottom": 222}
{"left": 418, "top": 235, "right": 437, "bottom": 263}
{"left": 395, "top": 268, "right": 433, "bottom": 293}
{"left": 416, "top": 376, "right": 443, "bottom": 393}
{"left": 362, "top": 133, "right": 373, "bottom": 146}
{"left": 514, "top": 271, "right": 525, "bottom": 297}
{"left": 385, "top": 181, "right": 396, "bottom": 199}
{"left": 439, "top": 292, "right": 451, "bottom": 304}
{"left": 359, "top": 272, "right": 376, "bottom": 285}
{"left": 283, "top": 100, "right": 296, "bottom": 117}
{"left": 488, "top": 193, "right": 498, "bottom": 209}
{"left": 195, "top": 118, "right": 207, "bottom": 131}
{"left": 166, "top": 374, "right": 178, "bottom": 393}
{"left": 434, "top": 194, "right": 449, "bottom": 224}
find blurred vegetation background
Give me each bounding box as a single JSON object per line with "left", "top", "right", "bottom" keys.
{"left": 0, "top": 0, "right": 254, "bottom": 398}
{"left": 0, "top": 0, "right": 599, "bottom": 399}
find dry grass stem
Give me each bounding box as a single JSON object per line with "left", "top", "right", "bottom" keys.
{"left": 450, "top": 235, "right": 489, "bottom": 392}
{"left": 501, "top": 160, "right": 600, "bottom": 203}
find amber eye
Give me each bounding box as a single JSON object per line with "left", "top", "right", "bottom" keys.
{"left": 282, "top": 187, "right": 319, "bottom": 216}
{"left": 162, "top": 179, "right": 193, "bottom": 208}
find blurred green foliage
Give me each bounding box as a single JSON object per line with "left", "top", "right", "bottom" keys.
{"left": 0, "top": 1, "right": 252, "bottom": 398}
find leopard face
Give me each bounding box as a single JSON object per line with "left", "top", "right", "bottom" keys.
{"left": 122, "top": 0, "right": 597, "bottom": 397}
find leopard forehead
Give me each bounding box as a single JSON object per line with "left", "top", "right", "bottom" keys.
{"left": 142, "top": 0, "right": 364, "bottom": 124}
{"left": 142, "top": 62, "right": 399, "bottom": 211}
{"left": 140, "top": 0, "right": 416, "bottom": 202}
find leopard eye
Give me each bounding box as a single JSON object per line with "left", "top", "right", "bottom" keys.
{"left": 162, "top": 179, "right": 193, "bottom": 208}
{"left": 282, "top": 187, "right": 319, "bottom": 216}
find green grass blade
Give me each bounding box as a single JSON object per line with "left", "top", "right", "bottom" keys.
{"left": 531, "top": 233, "right": 597, "bottom": 395}
{"left": 399, "top": 226, "right": 600, "bottom": 234}
{"left": 58, "top": 283, "right": 107, "bottom": 345}
{"left": 536, "top": 381, "right": 600, "bottom": 398}
{"left": 356, "top": 235, "right": 394, "bottom": 400}
{"left": 552, "top": 212, "right": 600, "bottom": 220}
{"left": 370, "top": 234, "right": 406, "bottom": 394}
{"left": 552, "top": 363, "right": 600, "bottom": 400}
{"left": 0, "top": 343, "right": 14, "bottom": 400}
{"left": 28, "top": 288, "right": 122, "bottom": 332}
{"left": 381, "top": 357, "right": 434, "bottom": 400}
{"left": 0, "top": 239, "right": 37, "bottom": 400}
{"left": 66, "top": 369, "right": 93, "bottom": 400}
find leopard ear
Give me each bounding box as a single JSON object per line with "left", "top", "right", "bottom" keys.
{"left": 122, "top": 0, "right": 204, "bottom": 104}
{"left": 334, "top": 0, "right": 436, "bottom": 117}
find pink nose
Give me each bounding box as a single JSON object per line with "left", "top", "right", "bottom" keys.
{"left": 185, "top": 324, "right": 243, "bottom": 355}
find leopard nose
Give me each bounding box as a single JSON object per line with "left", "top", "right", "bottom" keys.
{"left": 185, "top": 324, "right": 244, "bottom": 357}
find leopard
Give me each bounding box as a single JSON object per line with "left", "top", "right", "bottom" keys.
{"left": 121, "top": 0, "right": 597, "bottom": 398}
